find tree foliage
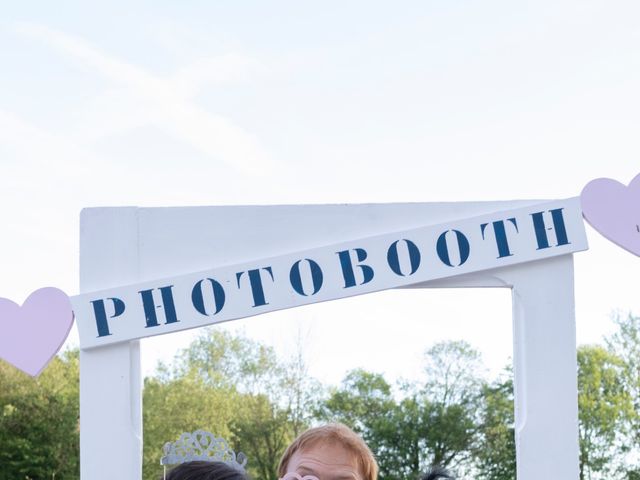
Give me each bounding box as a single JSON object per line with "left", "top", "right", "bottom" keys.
{"left": 231, "top": 394, "right": 292, "bottom": 480}
{"left": 577, "top": 345, "right": 633, "bottom": 480}
{"left": 143, "top": 328, "right": 315, "bottom": 480}
{"left": 475, "top": 372, "right": 515, "bottom": 480}
{"left": 607, "top": 314, "right": 640, "bottom": 459}
{"left": 143, "top": 372, "right": 238, "bottom": 480}
{"left": 0, "top": 349, "right": 79, "bottom": 480}
{"left": 420, "top": 341, "right": 484, "bottom": 473}
{"left": 6, "top": 315, "right": 640, "bottom": 480}
{"left": 320, "top": 341, "right": 484, "bottom": 480}
{"left": 320, "top": 369, "right": 399, "bottom": 476}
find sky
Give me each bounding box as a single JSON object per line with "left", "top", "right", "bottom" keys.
{"left": 1, "top": 1, "right": 640, "bottom": 387}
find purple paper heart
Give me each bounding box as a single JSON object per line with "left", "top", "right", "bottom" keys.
{"left": 0, "top": 287, "right": 74, "bottom": 377}
{"left": 581, "top": 173, "right": 640, "bottom": 256}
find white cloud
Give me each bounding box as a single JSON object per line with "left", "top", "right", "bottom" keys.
{"left": 14, "top": 22, "right": 274, "bottom": 175}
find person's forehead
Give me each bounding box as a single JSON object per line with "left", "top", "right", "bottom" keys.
{"left": 288, "top": 443, "right": 361, "bottom": 479}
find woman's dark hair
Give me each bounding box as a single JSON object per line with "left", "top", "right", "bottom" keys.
{"left": 421, "top": 466, "right": 455, "bottom": 480}
{"left": 163, "top": 461, "right": 249, "bottom": 480}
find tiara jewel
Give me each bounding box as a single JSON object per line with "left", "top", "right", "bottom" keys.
{"left": 160, "top": 430, "right": 248, "bottom": 471}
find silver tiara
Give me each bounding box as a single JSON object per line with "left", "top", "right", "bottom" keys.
{"left": 160, "top": 430, "right": 248, "bottom": 471}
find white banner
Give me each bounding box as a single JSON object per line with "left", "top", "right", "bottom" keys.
{"left": 72, "top": 198, "right": 588, "bottom": 349}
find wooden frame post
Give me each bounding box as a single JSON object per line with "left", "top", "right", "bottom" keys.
{"left": 79, "top": 202, "right": 579, "bottom": 480}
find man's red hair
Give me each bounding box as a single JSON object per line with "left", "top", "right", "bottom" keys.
{"left": 278, "top": 424, "right": 378, "bottom": 480}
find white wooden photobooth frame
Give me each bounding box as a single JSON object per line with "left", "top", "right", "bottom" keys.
{"left": 79, "top": 201, "right": 580, "bottom": 480}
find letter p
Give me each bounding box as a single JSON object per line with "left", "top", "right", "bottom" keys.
{"left": 90, "top": 297, "right": 125, "bottom": 337}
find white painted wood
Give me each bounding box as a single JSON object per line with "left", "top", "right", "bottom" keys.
{"left": 79, "top": 208, "right": 142, "bottom": 480}
{"left": 80, "top": 201, "right": 580, "bottom": 479}
{"left": 418, "top": 256, "right": 579, "bottom": 479}
{"left": 508, "top": 255, "right": 579, "bottom": 480}
{"left": 73, "top": 198, "right": 586, "bottom": 349}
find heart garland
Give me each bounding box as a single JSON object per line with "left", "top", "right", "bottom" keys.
{"left": 581, "top": 173, "right": 640, "bottom": 257}
{"left": 0, "top": 287, "right": 74, "bottom": 376}
{"left": 0, "top": 173, "right": 638, "bottom": 377}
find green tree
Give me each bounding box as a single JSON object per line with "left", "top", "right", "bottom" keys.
{"left": 0, "top": 349, "right": 80, "bottom": 480}
{"left": 142, "top": 371, "right": 238, "bottom": 480}
{"left": 279, "top": 338, "right": 323, "bottom": 437}
{"left": 420, "top": 341, "right": 485, "bottom": 476}
{"left": 475, "top": 370, "right": 516, "bottom": 480}
{"left": 232, "top": 394, "right": 293, "bottom": 480}
{"left": 145, "top": 328, "right": 311, "bottom": 480}
{"left": 320, "top": 369, "right": 395, "bottom": 433}
{"left": 422, "top": 341, "right": 484, "bottom": 407}
{"left": 169, "top": 329, "right": 283, "bottom": 395}
{"left": 230, "top": 335, "right": 321, "bottom": 480}
{"left": 319, "top": 369, "right": 403, "bottom": 479}
{"left": 607, "top": 312, "right": 640, "bottom": 475}
{"left": 374, "top": 341, "right": 489, "bottom": 479}
{"left": 577, "top": 345, "right": 633, "bottom": 480}
{"left": 376, "top": 395, "right": 422, "bottom": 479}
{"left": 319, "top": 341, "right": 485, "bottom": 480}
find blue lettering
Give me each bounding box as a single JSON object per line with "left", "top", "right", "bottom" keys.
{"left": 236, "top": 267, "right": 274, "bottom": 307}
{"left": 387, "top": 239, "right": 421, "bottom": 276}
{"left": 90, "top": 297, "right": 125, "bottom": 337}
{"left": 138, "top": 285, "right": 179, "bottom": 328}
{"left": 531, "top": 208, "right": 570, "bottom": 250}
{"left": 436, "top": 230, "right": 470, "bottom": 267}
{"left": 290, "top": 259, "right": 323, "bottom": 296}
{"left": 191, "top": 278, "right": 226, "bottom": 316}
{"left": 481, "top": 218, "right": 519, "bottom": 258}
{"left": 336, "top": 248, "right": 374, "bottom": 288}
